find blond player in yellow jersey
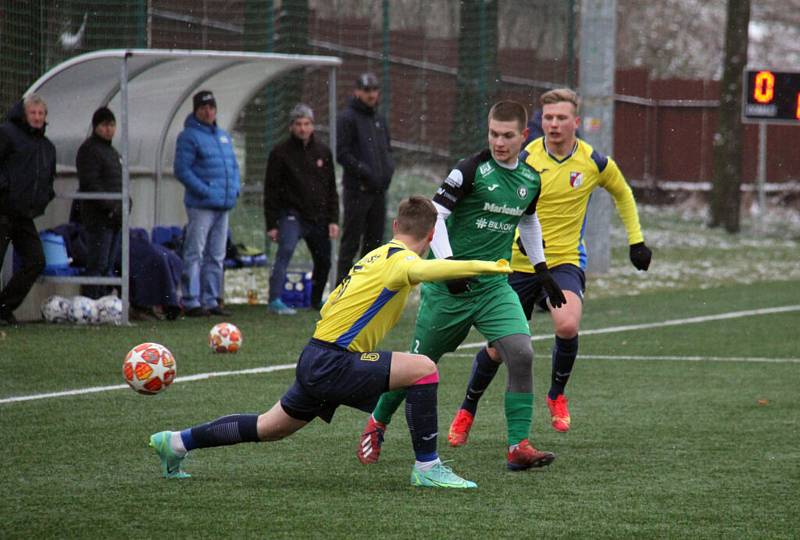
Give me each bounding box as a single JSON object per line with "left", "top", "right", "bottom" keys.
{"left": 448, "top": 89, "right": 652, "bottom": 444}
{"left": 149, "top": 196, "right": 512, "bottom": 489}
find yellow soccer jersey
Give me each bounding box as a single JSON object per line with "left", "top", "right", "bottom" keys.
{"left": 314, "top": 240, "right": 510, "bottom": 352}
{"left": 510, "top": 137, "right": 644, "bottom": 273}
{"left": 314, "top": 241, "right": 417, "bottom": 352}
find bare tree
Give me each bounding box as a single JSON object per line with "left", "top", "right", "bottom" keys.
{"left": 616, "top": 0, "right": 800, "bottom": 79}
{"left": 709, "top": 0, "right": 750, "bottom": 233}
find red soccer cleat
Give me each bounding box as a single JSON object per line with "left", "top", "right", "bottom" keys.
{"left": 447, "top": 409, "right": 474, "bottom": 447}
{"left": 507, "top": 439, "right": 556, "bottom": 471}
{"left": 356, "top": 416, "right": 387, "bottom": 464}
{"left": 546, "top": 394, "right": 571, "bottom": 433}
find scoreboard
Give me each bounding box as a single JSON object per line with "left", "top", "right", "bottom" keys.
{"left": 742, "top": 69, "right": 800, "bottom": 124}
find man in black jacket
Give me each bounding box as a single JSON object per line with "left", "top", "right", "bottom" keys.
{"left": 263, "top": 104, "right": 339, "bottom": 314}
{"left": 76, "top": 107, "right": 122, "bottom": 299}
{"left": 334, "top": 72, "right": 394, "bottom": 286}
{"left": 0, "top": 94, "right": 56, "bottom": 325}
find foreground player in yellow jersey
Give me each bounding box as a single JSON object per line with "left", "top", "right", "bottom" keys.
{"left": 149, "top": 196, "right": 512, "bottom": 489}
{"left": 448, "top": 88, "right": 652, "bottom": 444}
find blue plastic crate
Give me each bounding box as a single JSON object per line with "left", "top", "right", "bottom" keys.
{"left": 151, "top": 225, "right": 183, "bottom": 247}
{"left": 280, "top": 271, "right": 312, "bottom": 308}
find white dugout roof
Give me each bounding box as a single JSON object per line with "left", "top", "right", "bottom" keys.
{"left": 25, "top": 48, "right": 342, "bottom": 174}
{"left": 16, "top": 49, "right": 341, "bottom": 324}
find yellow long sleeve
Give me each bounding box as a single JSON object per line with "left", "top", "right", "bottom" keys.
{"left": 601, "top": 158, "right": 645, "bottom": 245}
{"left": 405, "top": 258, "right": 510, "bottom": 286}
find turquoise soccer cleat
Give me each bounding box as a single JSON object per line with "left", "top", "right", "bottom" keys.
{"left": 410, "top": 462, "right": 477, "bottom": 489}
{"left": 149, "top": 431, "right": 191, "bottom": 479}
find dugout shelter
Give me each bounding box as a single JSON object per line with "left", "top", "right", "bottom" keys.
{"left": 3, "top": 49, "right": 341, "bottom": 324}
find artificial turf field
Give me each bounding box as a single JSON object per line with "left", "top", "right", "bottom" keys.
{"left": 1, "top": 279, "right": 798, "bottom": 538}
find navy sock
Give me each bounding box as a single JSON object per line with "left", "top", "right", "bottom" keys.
{"left": 180, "top": 414, "right": 260, "bottom": 451}
{"left": 548, "top": 335, "right": 579, "bottom": 400}
{"left": 460, "top": 348, "right": 501, "bottom": 415}
{"left": 405, "top": 383, "right": 438, "bottom": 462}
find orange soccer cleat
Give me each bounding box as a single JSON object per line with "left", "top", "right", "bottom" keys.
{"left": 356, "top": 416, "right": 387, "bottom": 464}
{"left": 447, "top": 409, "right": 475, "bottom": 447}
{"left": 507, "top": 439, "right": 556, "bottom": 471}
{"left": 546, "top": 394, "right": 571, "bottom": 433}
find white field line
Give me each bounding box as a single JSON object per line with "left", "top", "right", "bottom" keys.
{"left": 2, "top": 305, "right": 799, "bottom": 406}
{"left": 0, "top": 363, "right": 296, "bottom": 405}
{"left": 458, "top": 304, "right": 800, "bottom": 349}
{"left": 446, "top": 352, "right": 800, "bottom": 364}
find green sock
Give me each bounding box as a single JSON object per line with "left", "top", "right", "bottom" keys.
{"left": 372, "top": 388, "right": 408, "bottom": 425}
{"left": 504, "top": 391, "right": 533, "bottom": 446}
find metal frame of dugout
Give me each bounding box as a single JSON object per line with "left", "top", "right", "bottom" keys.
{"left": 2, "top": 49, "right": 341, "bottom": 324}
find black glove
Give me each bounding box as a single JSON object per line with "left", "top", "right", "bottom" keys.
{"left": 629, "top": 242, "right": 652, "bottom": 271}
{"left": 534, "top": 262, "right": 566, "bottom": 308}
{"left": 445, "top": 277, "right": 472, "bottom": 294}
{"left": 516, "top": 236, "right": 527, "bottom": 256}
{"left": 444, "top": 256, "right": 473, "bottom": 294}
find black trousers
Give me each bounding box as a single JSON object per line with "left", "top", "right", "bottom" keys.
{"left": 336, "top": 189, "right": 386, "bottom": 286}
{"left": 82, "top": 223, "right": 121, "bottom": 299}
{"left": 268, "top": 213, "right": 332, "bottom": 307}
{"left": 0, "top": 215, "right": 45, "bottom": 314}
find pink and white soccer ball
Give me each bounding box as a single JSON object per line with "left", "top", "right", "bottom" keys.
{"left": 41, "top": 295, "right": 71, "bottom": 323}
{"left": 122, "top": 342, "right": 177, "bottom": 395}
{"left": 68, "top": 295, "right": 99, "bottom": 324}
{"left": 209, "top": 322, "right": 242, "bottom": 353}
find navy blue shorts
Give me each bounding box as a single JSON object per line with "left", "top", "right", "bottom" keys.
{"left": 280, "top": 339, "right": 392, "bottom": 423}
{"left": 508, "top": 264, "right": 586, "bottom": 320}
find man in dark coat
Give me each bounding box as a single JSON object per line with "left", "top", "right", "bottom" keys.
{"left": 0, "top": 94, "right": 57, "bottom": 325}
{"left": 334, "top": 72, "right": 395, "bottom": 286}
{"left": 263, "top": 104, "right": 339, "bottom": 314}
{"left": 76, "top": 106, "right": 122, "bottom": 299}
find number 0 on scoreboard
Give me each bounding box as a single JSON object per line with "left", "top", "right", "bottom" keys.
{"left": 742, "top": 68, "right": 800, "bottom": 124}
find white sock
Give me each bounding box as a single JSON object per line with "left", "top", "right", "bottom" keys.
{"left": 414, "top": 457, "right": 441, "bottom": 471}
{"left": 509, "top": 443, "right": 520, "bottom": 452}
{"left": 170, "top": 431, "right": 187, "bottom": 455}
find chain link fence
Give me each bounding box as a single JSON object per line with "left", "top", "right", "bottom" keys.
{"left": 1, "top": 0, "right": 575, "bottom": 185}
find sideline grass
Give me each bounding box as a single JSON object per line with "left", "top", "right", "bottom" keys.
{"left": 1, "top": 280, "right": 799, "bottom": 538}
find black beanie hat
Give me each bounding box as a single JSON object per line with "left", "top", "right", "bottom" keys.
{"left": 193, "top": 90, "right": 217, "bottom": 111}
{"left": 91, "top": 106, "right": 115, "bottom": 128}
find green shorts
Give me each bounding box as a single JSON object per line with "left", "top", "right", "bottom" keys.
{"left": 409, "top": 282, "right": 530, "bottom": 362}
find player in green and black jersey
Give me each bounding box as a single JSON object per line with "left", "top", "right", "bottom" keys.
{"left": 356, "top": 101, "right": 567, "bottom": 471}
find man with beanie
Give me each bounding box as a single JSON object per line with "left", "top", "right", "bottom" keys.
{"left": 0, "top": 94, "right": 56, "bottom": 325}
{"left": 334, "top": 72, "right": 394, "bottom": 286}
{"left": 76, "top": 106, "right": 122, "bottom": 299}
{"left": 174, "top": 90, "right": 240, "bottom": 317}
{"left": 263, "top": 103, "right": 339, "bottom": 315}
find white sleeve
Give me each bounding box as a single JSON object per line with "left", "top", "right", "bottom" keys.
{"left": 517, "top": 212, "right": 546, "bottom": 266}
{"left": 430, "top": 201, "right": 453, "bottom": 259}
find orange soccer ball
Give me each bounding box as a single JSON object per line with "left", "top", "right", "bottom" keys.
{"left": 209, "top": 322, "right": 242, "bottom": 353}
{"left": 122, "top": 342, "right": 177, "bottom": 395}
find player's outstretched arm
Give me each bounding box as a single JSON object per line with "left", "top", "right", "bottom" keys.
{"left": 407, "top": 258, "right": 511, "bottom": 286}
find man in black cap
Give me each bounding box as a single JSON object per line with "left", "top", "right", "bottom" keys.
{"left": 0, "top": 94, "right": 56, "bottom": 325}
{"left": 75, "top": 106, "right": 123, "bottom": 300}
{"left": 334, "top": 72, "right": 395, "bottom": 286}
{"left": 174, "top": 90, "right": 240, "bottom": 317}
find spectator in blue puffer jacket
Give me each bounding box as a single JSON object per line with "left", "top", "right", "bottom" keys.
{"left": 174, "top": 90, "right": 240, "bottom": 317}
